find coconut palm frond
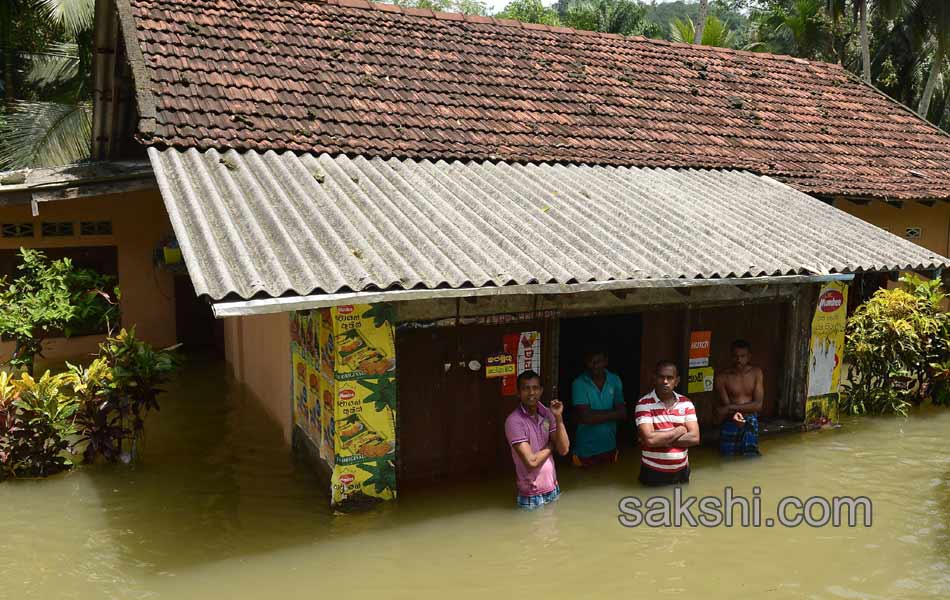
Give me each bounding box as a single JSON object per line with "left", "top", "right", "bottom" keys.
{"left": 0, "top": 100, "right": 92, "bottom": 170}
{"left": 24, "top": 42, "right": 80, "bottom": 89}
{"left": 36, "top": 0, "right": 95, "bottom": 38}
{"left": 672, "top": 15, "right": 735, "bottom": 48}
{"left": 701, "top": 16, "right": 736, "bottom": 47}
{"left": 670, "top": 16, "right": 695, "bottom": 44}
{"left": 564, "top": 0, "right": 646, "bottom": 36}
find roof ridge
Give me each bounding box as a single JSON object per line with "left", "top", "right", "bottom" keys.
{"left": 317, "top": 0, "right": 842, "bottom": 69}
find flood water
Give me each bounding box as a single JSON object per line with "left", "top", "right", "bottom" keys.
{"left": 3, "top": 355, "right": 950, "bottom": 599}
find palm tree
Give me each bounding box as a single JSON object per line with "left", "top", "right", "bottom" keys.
{"left": 563, "top": 0, "right": 649, "bottom": 36}
{"left": 671, "top": 15, "right": 736, "bottom": 48}
{"left": 0, "top": 0, "right": 95, "bottom": 170}
{"left": 694, "top": 0, "right": 709, "bottom": 44}
{"left": 758, "top": 0, "right": 833, "bottom": 60}
{"left": 827, "top": 0, "right": 904, "bottom": 83}
{"left": 910, "top": 0, "right": 950, "bottom": 116}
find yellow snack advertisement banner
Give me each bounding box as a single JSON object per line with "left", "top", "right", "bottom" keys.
{"left": 324, "top": 304, "right": 398, "bottom": 508}
{"left": 335, "top": 377, "right": 397, "bottom": 466}
{"left": 806, "top": 282, "right": 849, "bottom": 399}
{"left": 330, "top": 374, "right": 398, "bottom": 506}
{"left": 292, "top": 304, "right": 398, "bottom": 508}
{"left": 317, "top": 309, "right": 335, "bottom": 464}
{"left": 305, "top": 364, "right": 323, "bottom": 445}
{"left": 292, "top": 350, "right": 310, "bottom": 428}
{"left": 331, "top": 304, "right": 396, "bottom": 381}
{"left": 291, "top": 312, "right": 321, "bottom": 446}
{"left": 805, "top": 282, "right": 849, "bottom": 425}
{"left": 331, "top": 460, "right": 396, "bottom": 506}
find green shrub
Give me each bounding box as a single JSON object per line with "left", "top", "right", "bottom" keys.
{"left": 842, "top": 274, "right": 950, "bottom": 415}
{"left": 0, "top": 248, "right": 119, "bottom": 374}
{"left": 0, "top": 371, "right": 78, "bottom": 478}
{"left": 70, "top": 328, "right": 180, "bottom": 464}
{"left": 0, "top": 329, "right": 179, "bottom": 479}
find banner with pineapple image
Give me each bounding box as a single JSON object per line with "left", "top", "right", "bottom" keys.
{"left": 293, "top": 304, "right": 396, "bottom": 508}
{"left": 331, "top": 304, "right": 396, "bottom": 380}
{"left": 331, "top": 376, "right": 397, "bottom": 506}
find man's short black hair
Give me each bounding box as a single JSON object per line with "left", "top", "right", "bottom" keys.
{"left": 731, "top": 339, "right": 752, "bottom": 351}
{"left": 655, "top": 360, "right": 678, "bottom": 375}
{"left": 517, "top": 369, "right": 542, "bottom": 389}
{"left": 582, "top": 343, "right": 608, "bottom": 361}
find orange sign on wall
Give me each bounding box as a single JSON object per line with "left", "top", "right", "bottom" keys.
{"left": 689, "top": 331, "right": 712, "bottom": 368}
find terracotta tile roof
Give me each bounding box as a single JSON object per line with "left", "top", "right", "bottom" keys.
{"left": 127, "top": 0, "right": 950, "bottom": 201}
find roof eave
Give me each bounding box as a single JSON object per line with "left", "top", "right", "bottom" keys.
{"left": 211, "top": 273, "right": 858, "bottom": 318}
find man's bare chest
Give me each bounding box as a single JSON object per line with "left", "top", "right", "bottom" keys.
{"left": 724, "top": 372, "right": 756, "bottom": 395}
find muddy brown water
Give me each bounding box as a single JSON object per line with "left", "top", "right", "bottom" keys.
{"left": 2, "top": 355, "right": 949, "bottom": 599}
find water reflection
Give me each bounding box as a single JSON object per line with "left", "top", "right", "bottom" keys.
{"left": 2, "top": 355, "right": 950, "bottom": 599}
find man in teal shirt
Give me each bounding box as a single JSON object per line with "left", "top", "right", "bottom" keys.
{"left": 571, "top": 346, "right": 626, "bottom": 467}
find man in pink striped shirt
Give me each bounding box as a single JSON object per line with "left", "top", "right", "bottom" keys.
{"left": 635, "top": 360, "right": 701, "bottom": 486}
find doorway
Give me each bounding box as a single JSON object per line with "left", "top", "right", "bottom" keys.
{"left": 174, "top": 275, "right": 223, "bottom": 353}
{"left": 558, "top": 313, "right": 643, "bottom": 451}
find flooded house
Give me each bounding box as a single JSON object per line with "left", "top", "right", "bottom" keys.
{"left": 5, "top": 0, "right": 950, "bottom": 509}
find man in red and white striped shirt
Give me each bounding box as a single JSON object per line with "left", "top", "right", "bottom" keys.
{"left": 635, "top": 360, "right": 701, "bottom": 486}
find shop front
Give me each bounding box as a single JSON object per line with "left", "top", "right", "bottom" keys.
{"left": 146, "top": 151, "right": 947, "bottom": 511}
{"left": 284, "top": 279, "right": 837, "bottom": 510}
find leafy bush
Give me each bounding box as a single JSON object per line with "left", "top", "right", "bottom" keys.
{"left": 64, "top": 268, "right": 120, "bottom": 338}
{"left": 0, "top": 329, "right": 179, "bottom": 479}
{"left": 0, "top": 371, "right": 78, "bottom": 478}
{"left": 0, "top": 248, "right": 119, "bottom": 374}
{"left": 842, "top": 274, "right": 950, "bottom": 415}
{"left": 0, "top": 249, "right": 77, "bottom": 373}
{"left": 70, "top": 329, "right": 180, "bottom": 464}
{"left": 65, "top": 357, "right": 122, "bottom": 463}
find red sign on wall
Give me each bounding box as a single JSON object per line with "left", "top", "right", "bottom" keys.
{"left": 500, "top": 331, "right": 542, "bottom": 395}
{"left": 501, "top": 333, "right": 519, "bottom": 396}
{"left": 689, "top": 331, "right": 712, "bottom": 368}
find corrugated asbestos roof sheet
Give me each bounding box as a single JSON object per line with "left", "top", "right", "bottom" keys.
{"left": 148, "top": 147, "right": 949, "bottom": 302}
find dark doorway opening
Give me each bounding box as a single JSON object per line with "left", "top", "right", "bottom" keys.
{"left": 174, "top": 275, "right": 223, "bottom": 354}
{"left": 558, "top": 313, "right": 643, "bottom": 452}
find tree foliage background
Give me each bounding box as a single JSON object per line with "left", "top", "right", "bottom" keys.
{"left": 0, "top": 0, "right": 94, "bottom": 170}
{"left": 1, "top": 0, "right": 948, "bottom": 170}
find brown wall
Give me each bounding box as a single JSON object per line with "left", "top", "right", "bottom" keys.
{"left": 638, "top": 309, "right": 683, "bottom": 402}
{"left": 223, "top": 312, "right": 292, "bottom": 444}
{"left": 397, "top": 321, "right": 551, "bottom": 489}
{"left": 0, "top": 190, "right": 176, "bottom": 369}
{"left": 638, "top": 300, "right": 788, "bottom": 426}
{"left": 837, "top": 200, "right": 950, "bottom": 258}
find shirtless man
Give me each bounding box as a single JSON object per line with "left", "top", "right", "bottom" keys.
{"left": 715, "top": 339, "right": 763, "bottom": 456}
